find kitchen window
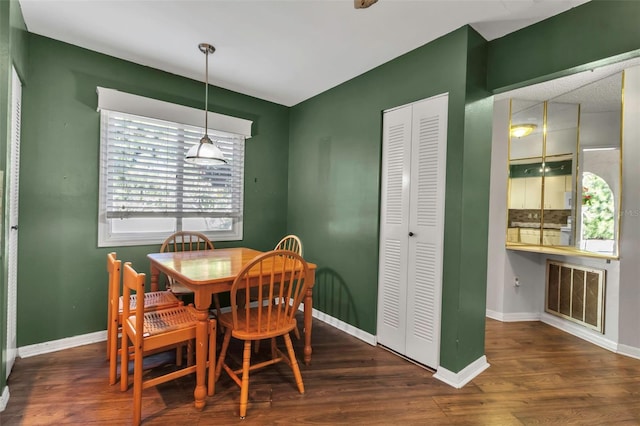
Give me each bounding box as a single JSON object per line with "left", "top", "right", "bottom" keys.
{"left": 97, "top": 88, "right": 252, "bottom": 247}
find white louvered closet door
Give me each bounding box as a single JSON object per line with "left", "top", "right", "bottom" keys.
{"left": 7, "top": 66, "right": 22, "bottom": 378}
{"left": 377, "top": 94, "right": 448, "bottom": 369}
{"left": 376, "top": 104, "right": 412, "bottom": 355}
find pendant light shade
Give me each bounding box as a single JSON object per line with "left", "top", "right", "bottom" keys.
{"left": 185, "top": 43, "right": 227, "bottom": 166}
{"left": 185, "top": 134, "right": 226, "bottom": 165}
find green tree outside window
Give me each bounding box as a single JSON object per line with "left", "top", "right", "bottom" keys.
{"left": 581, "top": 172, "right": 614, "bottom": 240}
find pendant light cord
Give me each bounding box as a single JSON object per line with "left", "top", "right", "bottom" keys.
{"left": 204, "top": 48, "right": 209, "bottom": 137}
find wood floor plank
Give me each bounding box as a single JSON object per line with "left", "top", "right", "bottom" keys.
{"left": 3, "top": 317, "right": 640, "bottom": 424}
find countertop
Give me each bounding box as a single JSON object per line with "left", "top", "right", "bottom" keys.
{"left": 511, "top": 221, "right": 564, "bottom": 229}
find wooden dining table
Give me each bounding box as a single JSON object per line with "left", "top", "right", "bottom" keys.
{"left": 147, "top": 247, "right": 317, "bottom": 411}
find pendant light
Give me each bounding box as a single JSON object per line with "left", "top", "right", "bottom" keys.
{"left": 185, "top": 43, "right": 227, "bottom": 165}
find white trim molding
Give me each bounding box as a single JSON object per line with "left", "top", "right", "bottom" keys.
{"left": 0, "top": 386, "right": 9, "bottom": 412}
{"left": 617, "top": 344, "right": 640, "bottom": 361}
{"left": 301, "top": 303, "right": 377, "bottom": 346}
{"left": 96, "top": 87, "right": 252, "bottom": 137}
{"left": 433, "top": 355, "right": 490, "bottom": 389}
{"left": 486, "top": 309, "right": 541, "bottom": 322}
{"left": 18, "top": 331, "right": 107, "bottom": 359}
{"left": 541, "top": 312, "right": 618, "bottom": 352}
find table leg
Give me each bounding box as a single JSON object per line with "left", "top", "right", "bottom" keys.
{"left": 303, "top": 286, "right": 313, "bottom": 365}
{"left": 149, "top": 264, "right": 159, "bottom": 292}
{"left": 193, "top": 307, "right": 209, "bottom": 411}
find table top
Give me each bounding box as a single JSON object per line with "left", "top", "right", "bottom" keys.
{"left": 147, "top": 247, "right": 316, "bottom": 287}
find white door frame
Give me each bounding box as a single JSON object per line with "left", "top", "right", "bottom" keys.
{"left": 6, "top": 65, "right": 22, "bottom": 378}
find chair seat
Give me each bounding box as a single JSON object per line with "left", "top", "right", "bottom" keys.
{"left": 126, "top": 305, "right": 199, "bottom": 338}
{"left": 218, "top": 309, "right": 297, "bottom": 340}
{"left": 118, "top": 290, "right": 180, "bottom": 312}
{"left": 166, "top": 280, "right": 194, "bottom": 295}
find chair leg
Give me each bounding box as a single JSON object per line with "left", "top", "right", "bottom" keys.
{"left": 108, "top": 319, "right": 119, "bottom": 385}
{"left": 239, "top": 340, "right": 252, "bottom": 419}
{"left": 283, "top": 333, "right": 305, "bottom": 394}
{"left": 212, "top": 294, "right": 223, "bottom": 318}
{"left": 293, "top": 324, "right": 301, "bottom": 340}
{"left": 215, "top": 328, "right": 232, "bottom": 382}
{"left": 132, "top": 340, "right": 144, "bottom": 426}
{"left": 207, "top": 319, "right": 216, "bottom": 397}
{"left": 120, "top": 332, "right": 130, "bottom": 392}
{"left": 270, "top": 337, "right": 278, "bottom": 360}
{"left": 106, "top": 309, "right": 112, "bottom": 361}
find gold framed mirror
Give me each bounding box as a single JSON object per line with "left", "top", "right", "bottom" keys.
{"left": 506, "top": 71, "right": 623, "bottom": 259}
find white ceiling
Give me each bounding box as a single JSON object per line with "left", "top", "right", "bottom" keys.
{"left": 19, "top": 0, "right": 589, "bottom": 107}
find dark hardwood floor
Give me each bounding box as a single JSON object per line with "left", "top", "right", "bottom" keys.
{"left": 3, "top": 317, "right": 640, "bottom": 425}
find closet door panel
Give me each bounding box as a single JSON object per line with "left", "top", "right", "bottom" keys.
{"left": 376, "top": 106, "right": 412, "bottom": 353}
{"left": 405, "top": 95, "right": 448, "bottom": 369}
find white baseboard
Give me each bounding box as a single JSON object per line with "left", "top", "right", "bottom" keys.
{"left": 486, "top": 309, "right": 540, "bottom": 322}
{"left": 14, "top": 307, "right": 376, "bottom": 360}
{"left": 540, "top": 312, "right": 618, "bottom": 352}
{"left": 617, "top": 344, "right": 640, "bottom": 361}
{"left": 18, "top": 330, "right": 107, "bottom": 359}
{"left": 304, "top": 304, "right": 377, "bottom": 346}
{"left": 433, "top": 355, "right": 490, "bottom": 389}
{"left": 0, "top": 386, "right": 9, "bottom": 412}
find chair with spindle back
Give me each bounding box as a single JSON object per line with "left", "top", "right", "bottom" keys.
{"left": 120, "top": 261, "right": 217, "bottom": 426}
{"left": 106, "top": 252, "right": 181, "bottom": 386}
{"left": 274, "top": 235, "right": 303, "bottom": 339}
{"left": 215, "top": 249, "right": 312, "bottom": 419}
{"left": 253, "top": 235, "right": 304, "bottom": 353}
{"left": 274, "top": 234, "right": 302, "bottom": 255}
{"left": 160, "top": 231, "right": 223, "bottom": 316}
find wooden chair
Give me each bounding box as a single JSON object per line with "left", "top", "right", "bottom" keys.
{"left": 253, "top": 234, "right": 304, "bottom": 353}
{"left": 120, "top": 261, "right": 217, "bottom": 426}
{"left": 215, "top": 250, "right": 312, "bottom": 419}
{"left": 106, "top": 252, "right": 181, "bottom": 386}
{"left": 160, "top": 231, "right": 222, "bottom": 316}
{"left": 275, "top": 235, "right": 303, "bottom": 339}
{"left": 275, "top": 234, "right": 303, "bottom": 256}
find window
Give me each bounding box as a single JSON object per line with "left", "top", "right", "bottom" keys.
{"left": 97, "top": 88, "right": 252, "bottom": 247}
{"left": 581, "top": 172, "right": 615, "bottom": 253}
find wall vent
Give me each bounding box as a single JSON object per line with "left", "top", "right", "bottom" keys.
{"left": 545, "top": 260, "right": 606, "bottom": 333}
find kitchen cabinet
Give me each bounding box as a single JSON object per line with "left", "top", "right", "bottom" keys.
{"left": 507, "top": 228, "right": 520, "bottom": 243}
{"left": 509, "top": 177, "right": 541, "bottom": 209}
{"left": 508, "top": 178, "right": 526, "bottom": 209}
{"left": 519, "top": 229, "right": 541, "bottom": 244}
{"left": 514, "top": 228, "right": 560, "bottom": 245}
{"left": 543, "top": 229, "right": 561, "bottom": 245}
{"left": 509, "top": 175, "right": 572, "bottom": 210}
{"left": 543, "top": 175, "right": 570, "bottom": 209}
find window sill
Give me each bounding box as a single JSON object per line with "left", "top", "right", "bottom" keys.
{"left": 505, "top": 243, "right": 619, "bottom": 261}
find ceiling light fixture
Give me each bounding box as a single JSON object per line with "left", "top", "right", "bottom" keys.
{"left": 355, "top": 0, "right": 378, "bottom": 9}
{"left": 185, "top": 43, "right": 227, "bottom": 166}
{"left": 510, "top": 123, "right": 537, "bottom": 138}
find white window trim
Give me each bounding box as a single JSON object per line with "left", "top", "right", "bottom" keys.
{"left": 96, "top": 88, "right": 252, "bottom": 248}
{"left": 96, "top": 87, "right": 252, "bottom": 137}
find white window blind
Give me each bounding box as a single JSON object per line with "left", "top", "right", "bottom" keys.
{"left": 101, "top": 110, "right": 245, "bottom": 220}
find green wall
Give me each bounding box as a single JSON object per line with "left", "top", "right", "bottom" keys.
{"left": 488, "top": 1, "right": 640, "bottom": 93}
{"left": 1, "top": 0, "right": 28, "bottom": 395}
{"left": 286, "top": 0, "right": 640, "bottom": 373}
{"left": 4, "top": 0, "right": 640, "bottom": 388}
{"left": 16, "top": 34, "right": 290, "bottom": 346}
{"left": 288, "top": 26, "right": 493, "bottom": 372}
